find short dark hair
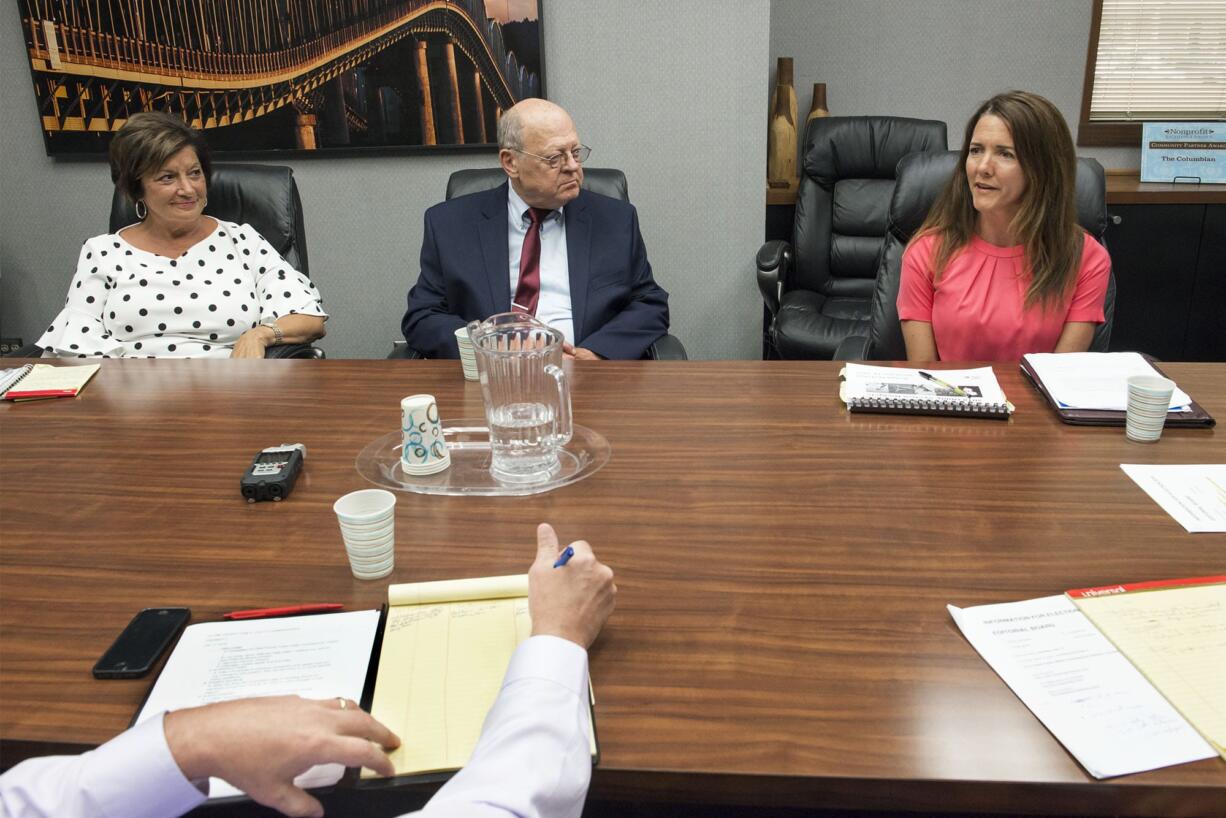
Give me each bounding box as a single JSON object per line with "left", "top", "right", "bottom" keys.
{"left": 109, "top": 111, "right": 212, "bottom": 203}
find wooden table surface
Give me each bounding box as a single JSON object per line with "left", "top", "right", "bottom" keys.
{"left": 1, "top": 359, "right": 1223, "bottom": 816}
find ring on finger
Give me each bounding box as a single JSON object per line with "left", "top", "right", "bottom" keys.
{"left": 337, "top": 697, "right": 348, "bottom": 711}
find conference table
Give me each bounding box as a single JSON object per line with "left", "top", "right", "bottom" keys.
{"left": 1, "top": 358, "right": 1223, "bottom": 817}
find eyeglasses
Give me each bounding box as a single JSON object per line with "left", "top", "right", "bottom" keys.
{"left": 511, "top": 145, "right": 592, "bottom": 170}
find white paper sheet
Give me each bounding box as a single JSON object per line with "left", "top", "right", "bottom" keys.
{"left": 1023, "top": 352, "right": 1191, "bottom": 411}
{"left": 135, "top": 610, "right": 381, "bottom": 799}
{"left": 1120, "top": 464, "right": 1226, "bottom": 533}
{"left": 948, "top": 595, "right": 1214, "bottom": 778}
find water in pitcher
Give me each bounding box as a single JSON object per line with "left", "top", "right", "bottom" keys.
{"left": 489, "top": 401, "right": 560, "bottom": 481}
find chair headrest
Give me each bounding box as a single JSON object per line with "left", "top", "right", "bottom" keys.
{"left": 445, "top": 168, "right": 630, "bottom": 201}
{"left": 803, "top": 116, "right": 948, "bottom": 182}
{"left": 109, "top": 164, "right": 304, "bottom": 266}
{"left": 889, "top": 151, "right": 1109, "bottom": 240}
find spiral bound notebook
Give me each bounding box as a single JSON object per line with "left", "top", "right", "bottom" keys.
{"left": 839, "top": 364, "right": 1014, "bottom": 420}
{"left": 0, "top": 363, "right": 100, "bottom": 401}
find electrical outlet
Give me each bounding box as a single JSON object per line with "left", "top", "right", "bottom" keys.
{"left": 0, "top": 338, "right": 26, "bottom": 355}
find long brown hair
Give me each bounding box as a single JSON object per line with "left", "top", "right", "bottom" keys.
{"left": 914, "top": 90, "right": 1082, "bottom": 310}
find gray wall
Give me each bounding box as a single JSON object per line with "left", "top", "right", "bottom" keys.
{"left": 0, "top": 1, "right": 769, "bottom": 359}
{"left": 2, "top": 0, "right": 1137, "bottom": 359}
{"left": 770, "top": 0, "right": 1138, "bottom": 169}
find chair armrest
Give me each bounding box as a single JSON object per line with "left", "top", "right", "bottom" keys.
{"left": 755, "top": 240, "right": 792, "bottom": 317}
{"left": 264, "top": 343, "right": 324, "bottom": 359}
{"left": 388, "top": 343, "right": 424, "bottom": 360}
{"left": 645, "top": 334, "right": 688, "bottom": 361}
{"left": 832, "top": 335, "right": 871, "bottom": 361}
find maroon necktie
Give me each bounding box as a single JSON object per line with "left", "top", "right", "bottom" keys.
{"left": 512, "top": 207, "right": 552, "bottom": 315}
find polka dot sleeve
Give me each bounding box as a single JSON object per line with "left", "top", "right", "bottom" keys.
{"left": 36, "top": 240, "right": 127, "bottom": 358}
{"left": 235, "top": 226, "right": 327, "bottom": 322}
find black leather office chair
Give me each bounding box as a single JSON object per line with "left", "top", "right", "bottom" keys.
{"left": 757, "top": 116, "right": 948, "bottom": 359}
{"left": 834, "top": 151, "right": 1115, "bottom": 361}
{"left": 111, "top": 163, "right": 322, "bottom": 359}
{"left": 389, "top": 167, "right": 687, "bottom": 360}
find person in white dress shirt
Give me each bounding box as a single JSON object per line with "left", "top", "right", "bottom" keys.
{"left": 37, "top": 111, "right": 326, "bottom": 359}
{"left": 0, "top": 523, "right": 614, "bottom": 818}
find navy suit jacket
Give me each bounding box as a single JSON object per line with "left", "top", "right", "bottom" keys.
{"left": 401, "top": 183, "right": 669, "bottom": 360}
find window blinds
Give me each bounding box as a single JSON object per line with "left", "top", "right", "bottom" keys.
{"left": 1090, "top": 0, "right": 1226, "bottom": 121}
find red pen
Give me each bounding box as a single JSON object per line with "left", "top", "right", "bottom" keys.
{"left": 224, "top": 603, "right": 344, "bottom": 620}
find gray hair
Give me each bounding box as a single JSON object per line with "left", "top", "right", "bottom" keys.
{"left": 497, "top": 107, "right": 525, "bottom": 151}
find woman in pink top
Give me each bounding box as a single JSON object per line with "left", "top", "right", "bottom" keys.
{"left": 897, "top": 91, "right": 1110, "bottom": 362}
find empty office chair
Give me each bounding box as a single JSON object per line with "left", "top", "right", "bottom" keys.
{"left": 112, "top": 163, "right": 322, "bottom": 360}
{"left": 757, "top": 116, "right": 948, "bottom": 359}
{"left": 389, "top": 167, "right": 687, "bottom": 360}
{"left": 834, "top": 151, "right": 1115, "bottom": 360}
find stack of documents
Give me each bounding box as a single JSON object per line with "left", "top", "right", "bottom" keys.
{"left": 367, "top": 575, "right": 597, "bottom": 779}
{"left": 135, "top": 611, "right": 381, "bottom": 799}
{"left": 950, "top": 576, "right": 1225, "bottom": 778}
{"left": 1023, "top": 353, "right": 1191, "bottom": 411}
{"left": 1020, "top": 353, "right": 1215, "bottom": 427}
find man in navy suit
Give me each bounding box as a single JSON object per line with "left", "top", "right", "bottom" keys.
{"left": 401, "top": 99, "right": 669, "bottom": 360}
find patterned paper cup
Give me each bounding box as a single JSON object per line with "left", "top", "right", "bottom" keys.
{"left": 401, "top": 394, "right": 452, "bottom": 475}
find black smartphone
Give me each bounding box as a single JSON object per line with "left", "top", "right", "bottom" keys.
{"left": 92, "top": 607, "right": 190, "bottom": 679}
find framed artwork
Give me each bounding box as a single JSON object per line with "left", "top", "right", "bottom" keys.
{"left": 17, "top": 0, "right": 545, "bottom": 156}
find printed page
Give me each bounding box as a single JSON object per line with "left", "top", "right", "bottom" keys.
{"left": 949, "top": 595, "right": 1213, "bottom": 778}
{"left": 1023, "top": 353, "right": 1191, "bottom": 411}
{"left": 842, "top": 364, "right": 1008, "bottom": 404}
{"left": 1073, "top": 581, "right": 1226, "bottom": 759}
{"left": 368, "top": 596, "right": 532, "bottom": 776}
{"left": 135, "top": 610, "right": 381, "bottom": 798}
{"left": 1120, "top": 464, "right": 1226, "bottom": 533}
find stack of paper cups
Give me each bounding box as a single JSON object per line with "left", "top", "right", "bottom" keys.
{"left": 334, "top": 489, "right": 396, "bottom": 580}
{"left": 401, "top": 394, "right": 451, "bottom": 475}
{"left": 456, "top": 326, "right": 479, "bottom": 381}
{"left": 1125, "top": 375, "right": 1175, "bottom": 443}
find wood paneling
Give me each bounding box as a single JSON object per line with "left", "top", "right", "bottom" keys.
{"left": 2, "top": 359, "right": 1223, "bottom": 815}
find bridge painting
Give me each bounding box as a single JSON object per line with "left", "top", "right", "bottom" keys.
{"left": 18, "top": 0, "right": 543, "bottom": 155}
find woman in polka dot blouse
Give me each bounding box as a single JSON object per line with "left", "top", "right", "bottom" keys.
{"left": 37, "top": 112, "right": 326, "bottom": 359}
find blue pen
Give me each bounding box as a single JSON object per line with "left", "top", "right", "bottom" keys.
{"left": 553, "top": 546, "right": 575, "bottom": 568}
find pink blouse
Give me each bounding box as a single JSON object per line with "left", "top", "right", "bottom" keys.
{"left": 897, "top": 232, "right": 1110, "bottom": 361}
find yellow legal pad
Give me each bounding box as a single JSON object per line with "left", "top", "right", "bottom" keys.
{"left": 365, "top": 574, "right": 596, "bottom": 778}
{"left": 1068, "top": 576, "right": 1226, "bottom": 760}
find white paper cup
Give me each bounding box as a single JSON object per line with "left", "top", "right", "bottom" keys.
{"left": 334, "top": 489, "right": 395, "bottom": 579}
{"left": 1126, "top": 375, "right": 1175, "bottom": 442}
{"left": 334, "top": 489, "right": 396, "bottom": 522}
{"left": 455, "top": 328, "right": 479, "bottom": 382}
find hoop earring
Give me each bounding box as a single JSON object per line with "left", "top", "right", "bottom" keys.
{"left": 134, "top": 200, "right": 148, "bottom": 220}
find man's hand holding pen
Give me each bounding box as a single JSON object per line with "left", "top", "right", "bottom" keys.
{"left": 529, "top": 523, "right": 616, "bottom": 648}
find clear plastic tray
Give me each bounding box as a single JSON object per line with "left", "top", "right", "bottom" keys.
{"left": 355, "top": 418, "right": 611, "bottom": 496}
